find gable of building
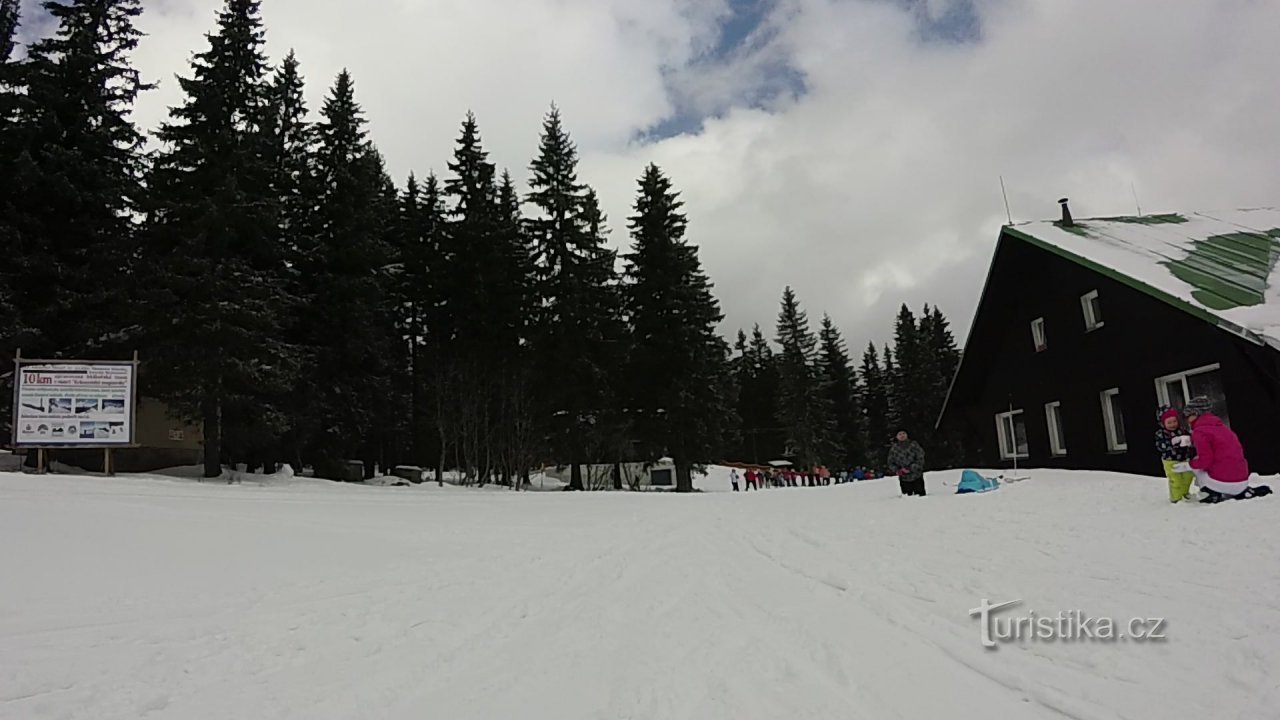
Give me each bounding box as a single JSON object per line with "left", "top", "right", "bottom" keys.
{"left": 935, "top": 231, "right": 1280, "bottom": 474}
{"left": 1001, "top": 208, "right": 1280, "bottom": 350}
{"left": 938, "top": 207, "right": 1280, "bottom": 431}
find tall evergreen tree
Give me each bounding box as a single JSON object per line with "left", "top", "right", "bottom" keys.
{"left": 298, "top": 69, "right": 399, "bottom": 476}
{"left": 919, "top": 304, "right": 962, "bottom": 467}
{"left": 731, "top": 329, "right": 752, "bottom": 460}
{"left": 525, "top": 105, "right": 621, "bottom": 490}
{"left": 889, "top": 304, "right": 932, "bottom": 443}
{"left": 408, "top": 172, "right": 448, "bottom": 480}
{"left": 493, "top": 169, "right": 539, "bottom": 487}
{"left": 731, "top": 323, "right": 785, "bottom": 464}
{"left": 774, "top": 287, "right": 835, "bottom": 468}
{"left": 818, "top": 314, "right": 863, "bottom": 467}
{"left": 394, "top": 173, "right": 431, "bottom": 467}
{"left": 440, "top": 113, "right": 505, "bottom": 483}
{"left": 860, "top": 342, "right": 890, "bottom": 465}
{"left": 747, "top": 324, "right": 784, "bottom": 461}
{"left": 883, "top": 345, "right": 898, "bottom": 437}
{"left": 0, "top": 0, "right": 19, "bottom": 443}
{"left": 262, "top": 49, "right": 315, "bottom": 469}
{"left": 5, "top": 0, "right": 151, "bottom": 360}
{"left": 625, "top": 164, "right": 732, "bottom": 492}
{"left": 138, "top": 0, "right": 292, "bottom": 478}
{"left": 0, "top": 0, "right": 24, "bottom": 362}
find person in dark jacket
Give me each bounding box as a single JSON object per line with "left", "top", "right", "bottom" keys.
{"left": 887, "top": 430, "right": 926, "bottom": 496}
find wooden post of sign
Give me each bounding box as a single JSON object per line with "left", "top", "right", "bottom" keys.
{"left": 104, "top": 448, "right": 114, "bottom": 477}
{"left": 37, "top": 448, "right": 46, "bottom": 475}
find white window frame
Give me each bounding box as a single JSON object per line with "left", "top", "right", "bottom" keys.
{"left": 1045, "top": 401, "right": 1066, "bottom": 456}
{"left": 1081, "top": 290, "right": 1104, "bottom": 331}
{"left": 1154, "top": 363, "right": 1221, "bottom": 408}
{"left": 1100, "top": 388, "right": 1127, "bottom": 452}
{"left": 995, "top": 409, "right": 1029, "bottom": 460}
{"left": 1031, "top": 317, "right": 1047, "bottom": 352}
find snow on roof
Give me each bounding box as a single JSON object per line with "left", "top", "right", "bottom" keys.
{"left": 1003, "top": 207, "right": 1280, "bottom": 350}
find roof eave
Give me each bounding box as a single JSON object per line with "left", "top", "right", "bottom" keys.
{"left": 934, "top": 227, "right": 1012, "bottom": 431}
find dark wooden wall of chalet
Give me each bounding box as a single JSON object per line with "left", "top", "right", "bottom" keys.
{"left": 942, "top": 234, "right": 1280, "bottom": 476}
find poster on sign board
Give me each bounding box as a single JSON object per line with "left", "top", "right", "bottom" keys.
{"left": 11, "top": 362, "right": 137, "bottom": 447}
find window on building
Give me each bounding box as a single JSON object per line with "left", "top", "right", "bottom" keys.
{"left": 1100, "top": 388, "right": 1127, "bottom": 452}
{"left": 1081, "top": 290, "right": 1104, "bottom": 331}
{"left": 1031, "top": 317, "right": 1047, "bottom": 352}
{"left": 1045, "top": 402, "right": 1066, "bottom": 456}
{"left": 995, "top": 409, "right": 1029, "bottom": 460}
{"left": 1155, "top": 364, "right": 1230, "bottom": 427}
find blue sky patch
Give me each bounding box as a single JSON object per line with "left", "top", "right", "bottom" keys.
{"left": 637, "top": 0, "right": 805, "bottom": 142}
{"left": 894, "top": 0, "right": 982, "bottom": 44}
{"left": 638, "top": 0, "right": 981, "bottom": 142}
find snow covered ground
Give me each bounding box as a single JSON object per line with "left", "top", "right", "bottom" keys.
{"left": 1, "top": 468, "right": 1277, "bottom": 720}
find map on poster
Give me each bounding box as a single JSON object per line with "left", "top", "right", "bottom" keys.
{"left": 12, "top": 363, "right": 136, "bottom": 446}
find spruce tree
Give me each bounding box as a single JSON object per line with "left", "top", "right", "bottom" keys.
{"left": 731, "top": 329, "right": 752, "bottom": 460}
{"left": 747, "top": 324, "right": 785, "bottom": 462}
{"left": 7, "top": 0, "right": 151, "bottom": 359}
{"left": 0, "top": 0, "right": 24, "bottom": 367}
{"left": 883, "top": 345, "right": 898, "bottom": 437}
{"left": 920, "top": 305, "right": 962, "bottom": 467}
{"left": 494, "top": 169, "right": 539, "bottom": 487}
{"left": 774, "top": 287, "right": 835, "bottom": 468}
{"left": 731, "top": 323, "right": 785, "bottom": 464}
{"left": 394, "top": 173, "right": 432, "bottom": 467}
{"left": 525, "top": 105, "right": 621, "bottom": 490}
{"left": 263, "top": 49, "right": 315, "bottom": 469}
{"left": 300, "top": 69, "right": 399, "bottom": 477}
{"left": 625, "top": 164, "right": 732, "bottom": 492}
{"left": 138, "top": 0, "right": 292, "bottom": 478}
{"left": 440, "top": 112, "right": 505, "bottom": 483}
{"left": 860, "top": 342, "right": 890, "bottom": 467}
{"left": 819, "top": 314, "right": 863, "bottom": 468}
{"left": 889, "top": 304, "right": 930, "bottom": 444}
{"left": 411, "top": 172, "right": 448, "bottom": 481}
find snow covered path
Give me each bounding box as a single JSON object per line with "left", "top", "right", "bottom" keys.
{"left": 2, "top": 470, "right": 1278, "bottom": 720}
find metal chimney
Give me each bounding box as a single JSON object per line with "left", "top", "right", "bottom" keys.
{"left": 1058, "top": 198, "right": 1073, "bottom": 227}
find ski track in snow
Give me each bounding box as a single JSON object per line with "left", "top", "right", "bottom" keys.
{"left": 1, "top": 470, "right": 1278, "bottom": 719}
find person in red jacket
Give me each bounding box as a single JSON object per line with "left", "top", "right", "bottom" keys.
{"left": 1174, "top": 396, "right": 1251, "bottom": 501}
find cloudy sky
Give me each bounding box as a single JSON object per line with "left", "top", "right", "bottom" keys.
{"left": 20, "top": 0, "right": 1280, "bottom": 351}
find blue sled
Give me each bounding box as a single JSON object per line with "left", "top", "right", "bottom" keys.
{"left": 956, "top": 469, "right": 1001, "bottom": 494}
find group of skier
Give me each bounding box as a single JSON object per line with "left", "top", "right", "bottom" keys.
{"left": 1154, "top": 396, "right": 1270, "bottom": 503}
{"left": 728, "top": 429, "right": 928, "bottom": 497}
{"left": 729, "top": 465, "right": 847, "bottom": 491}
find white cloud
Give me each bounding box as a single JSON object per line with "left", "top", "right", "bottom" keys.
{"left": 106, "top": 0, "right": 1280, "bottom": 350}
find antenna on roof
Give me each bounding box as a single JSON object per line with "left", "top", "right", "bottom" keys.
{"left": 1131, "top": 183, "right": 1143, "bottom": 217}
{"left": 1000, "top": 176, "right": 1013, "bottom": 225}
